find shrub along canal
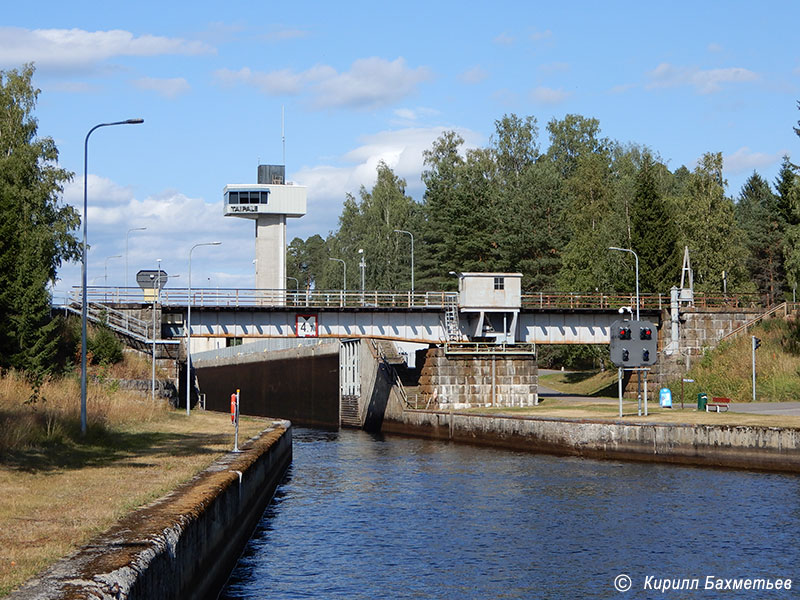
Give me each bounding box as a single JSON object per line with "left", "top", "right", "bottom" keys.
{"left": 220, "top": 428, "right": 800, "bottom": 599}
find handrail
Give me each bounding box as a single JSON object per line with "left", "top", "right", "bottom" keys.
{"left": 71, "top": 286, "right": 766, "bottom": 311}
{"left": 718, "top": 302, "right": 789, "bottom": 344}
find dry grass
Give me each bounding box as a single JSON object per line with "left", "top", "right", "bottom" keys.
{"left": 0, "top": 371, "right": 270, "bottom": 598}
{"left": 538, "top": 369, "right": 618, "bottom": 396}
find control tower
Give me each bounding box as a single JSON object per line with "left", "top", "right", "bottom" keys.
{"left": 224, "top": 165, "right": 307, "bottom": 290}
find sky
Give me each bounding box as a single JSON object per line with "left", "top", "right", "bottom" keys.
{"left": 3, "top": 1, "right": 799, "bottom": 299}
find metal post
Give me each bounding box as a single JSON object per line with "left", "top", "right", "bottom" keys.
{"left": 618, "top": 367, "right": 623, "bottom": 417}
{"left": 125, "top": 227, "right": 146, "bottom": 289}
{"left": 81, "top": 118, "right": 143, "bottom": 436}
{"left": 233, "top": 388, "right": 241, "bottom": 453}
{"left": 151, "top": 260, "right": 161, "bottom": 402}
{"left": 104, "top": 255, "right": 121, "bottom": 285}
{"left": 329, "top": 258, "right": 346, "bottom": 291}
{"left": 187, "top": 242, "right": 221, "bottom": 416}
{"left": 608, "top": 247, "right": 640, "bottom": 321}
{"left": 644, "top": 369, "right": 648, "bottom": 417}
{"left": 752, "top": 336, "right": 757, "bottom": 402}
{"left": 358, "top": 249, "right": 365, "bottom": 306}
{"left": 393, "top": 229, "right": 414, "bottom": 292}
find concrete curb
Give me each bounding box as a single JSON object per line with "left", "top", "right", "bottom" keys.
{"left": 382, "top": 411, "right": 800, "bottom": 473}
{"left": 8, "top": 421, "right": 292, "bottom": 600}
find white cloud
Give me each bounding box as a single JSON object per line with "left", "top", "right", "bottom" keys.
{"left": 724, "top": 147, "right": 784, "bottom": 175}
{"left": 133, "top": 77, "right": 191, "bottom": 99}
{"left": 646, "top": 62, "right": 759, "bottom": 94}
{"left": 263, "top": 28, "right": 310, "bottom": 42}
{"left": 493, "top": 33, "right": 515, "bottom": 45}
{"left": 459, "top": 65, "right": 489, "bottom": 84}
{"left": 214, "top": 57, "right": 431, "bottom": 110}
{"left": 708, "top": 43, "right": 723, "bottom": 53}
{"left": 57, "top": 177, "right": 255, "bottom": 293}
{"left": 530, "top": 86, "right": 571, "bottom": 105}
{"left": 530, "top": 29, "right": 553, "bottom": 42}
{"left": 290, "top": 126, "right": 481, "bottom": 237}
{"left": 539, "top": 62, "right": 569, "bottom": 74}
{"left": 0, "top": 27, "right": 214, "bottom": 71}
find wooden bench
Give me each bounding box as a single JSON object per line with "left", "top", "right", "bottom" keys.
{"left": 706, "top": 397, "right": 731, "bottom": 412}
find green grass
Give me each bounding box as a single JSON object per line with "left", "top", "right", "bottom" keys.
{"left": 665, "top": 318, "right": 800, "bottom": 403}
{"left": 539, "top": 369, "right": 619, "bottom": 397}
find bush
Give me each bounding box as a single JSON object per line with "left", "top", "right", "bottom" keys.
{"left": 88, "top": 325, "right": 124, "bottom": 365}
{"left": 783, "top": 314, "right": 800, "bottom": 356}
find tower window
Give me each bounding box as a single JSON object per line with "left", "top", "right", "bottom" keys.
{"left": 494, "top": 277, "right": 504, "bottom": 290}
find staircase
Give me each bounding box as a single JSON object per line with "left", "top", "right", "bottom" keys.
{"left": 64, "top": 300, "right": 179, "bottom": 353}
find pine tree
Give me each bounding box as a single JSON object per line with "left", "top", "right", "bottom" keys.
{"left": 0, "top": 65, "right": 79, "bottom": 375}
{"left": 630, "top": 154, "right": 681, "bottom": 293}
{"left": 736, "top": 172, "right": 784, "bottom": 303}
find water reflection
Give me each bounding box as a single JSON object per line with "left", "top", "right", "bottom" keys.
{"left": 221, "top": 428, "right": 800, "bottom": 599}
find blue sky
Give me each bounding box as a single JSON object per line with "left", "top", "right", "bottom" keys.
{"left": 3, "top": 1, "right": 799, "bottom": 297}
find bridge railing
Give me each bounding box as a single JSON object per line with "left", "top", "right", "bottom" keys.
{"left": 521, "top": 292, "right": 766, "bottom": 310}
{"left": 71, "top": 286, "right": 458, "bottom": 309}
{"left": 71, "top": 287, "right": 766, "bottom": 311}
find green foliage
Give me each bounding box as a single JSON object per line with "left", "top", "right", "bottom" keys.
{"left": 735, "top": 172, "right": 785, "bottom": 303}
{"left": 674, "top": 152, "right": 749, "bottom": 294}
{"left": 631, "top": 153, "right": 682, "bottom": 292}
{"left": 288, "top": 108, "right": 800, "bottom": 305}
{"left": 783, "top": 316, "right": 800, "bottom": 356}
{"left": 0, "top": 65, "right": 79, "bottom": 376}
{"left": 88, "top": 324, "right": 124, "bottom": 366}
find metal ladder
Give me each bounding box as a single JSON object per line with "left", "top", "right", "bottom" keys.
{"left": 444, "top": 297, "right": 461, "bottom": 342}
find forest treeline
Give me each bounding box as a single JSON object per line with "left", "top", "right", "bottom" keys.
{"left": 288, "top": 113, "right": 800, "bottom": 302}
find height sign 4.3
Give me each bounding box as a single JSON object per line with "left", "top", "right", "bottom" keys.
{"left": 296, "top": 314, "right": 318, "bottom": 337}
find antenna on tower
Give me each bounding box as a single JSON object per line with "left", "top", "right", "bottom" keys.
{"left": 281, "top": 105, "right": 286, "bottom": 167}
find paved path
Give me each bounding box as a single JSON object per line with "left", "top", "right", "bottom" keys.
{"left": 539, "top": 370, "right": 800, "bottom": 416}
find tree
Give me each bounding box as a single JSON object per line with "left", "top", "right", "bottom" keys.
{"left": 0, "top": 65, "right": 80, "bottom": 375}
{"left": 328, "top": 162, "right": 418, "bottom": 290}
{"left": 735, "top": 172, "right": 784, "bottom": 303}
{"left": 630, "top": 153, "right": 681, "bottom": 292}
{"left": 674, "top": 152, "right": 748, "bottom": 294}
{"left": 774, "top": 155, "right": 799, "bottom": 227}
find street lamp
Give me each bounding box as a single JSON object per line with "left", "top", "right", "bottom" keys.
{"left": 104, "top": 255, "right": 121, "bottom": 285}
{"left": 126, "top": 227, "right": 147, "bottom": 288}
{"left": 186, "top": 242, "right": 222, "bottom": 416}
{"left": 393, "top": 229, "right": 414, "bottom": 292}
{"left": 608, "top": 247, "right": 640, "bottom": 321}
{"left": 151, "top": 259, "right": 161, "bottom": 402}
{"left": 358, "top": 249, "right": 366, "bottom": 305}
{"left": 329, "top": 258, "right": 346, "bottom": 291}
{"left": 81, "top": 118, "right": 143, "bottom": 436}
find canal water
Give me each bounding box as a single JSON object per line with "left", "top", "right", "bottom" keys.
{"left": 220, "top": 429, "right": 800, "bottom": 599}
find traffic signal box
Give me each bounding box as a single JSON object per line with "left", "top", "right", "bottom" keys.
{"left": 610, "top": 319, "right": 658, "bottom": 368}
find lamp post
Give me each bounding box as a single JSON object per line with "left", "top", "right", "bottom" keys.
{"left": 104, "top": 255, "right": 121, "bottom": 285}
{"left": 608, "top": 247, "right": 640, "bottom": 320}
{"left": 329, "top": 258, "right": 346, "bottom": 291}
{"left": 125, "top": 227, "right": 147, "bottom": 289}
{"left": 393, "top": 229, "right": 414, "bottom": 292}
{"left": 81, "top": 118, "right": 143, "bottom": 436}
{"left": 186, "top": 242, "right": 221, "bottom": 416}
{"left": 151, "top": 259, "right": 161, "bottom": 402}
{"left": 358, "top": 249, "right": 366, "bottom": 306}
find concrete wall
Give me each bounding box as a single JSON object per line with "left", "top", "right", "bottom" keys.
{"left": 381, "top": 410, "right": 800, "bottom": 473}
{"left": 9, "top": 423, "right": 292, "bottom": 600}
{"left": 195, "top": 343, "right": 340, "bottom": 428}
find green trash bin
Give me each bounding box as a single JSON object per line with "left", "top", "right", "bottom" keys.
{"left": 697, "top": 393, "right": 708, "bottom": 411}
